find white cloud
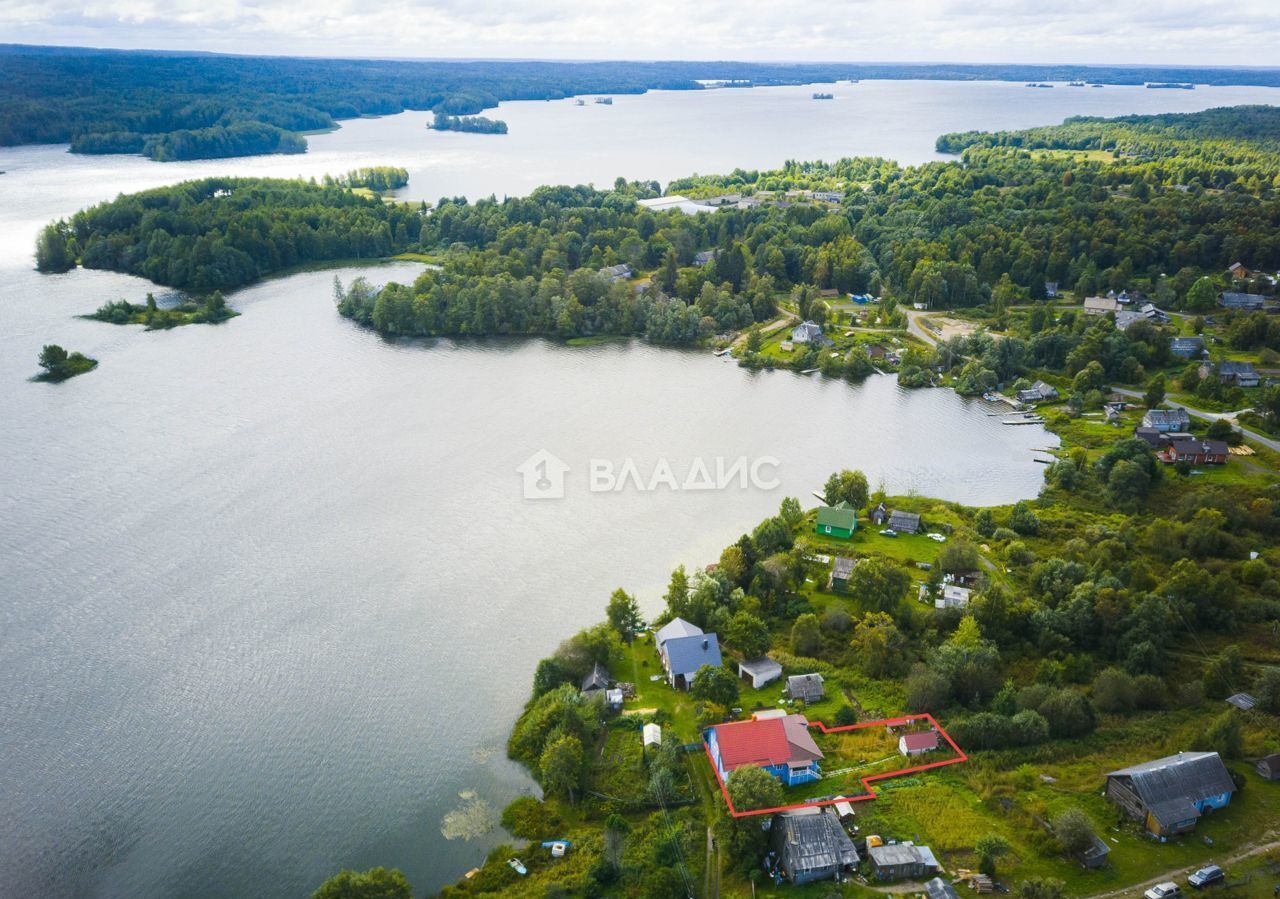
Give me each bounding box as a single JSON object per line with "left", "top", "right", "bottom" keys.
{"left": 2, "top": 0, "right": 1279, "bottom": 64}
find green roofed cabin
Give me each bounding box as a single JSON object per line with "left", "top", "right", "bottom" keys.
{"left": 816, "top": 502, "right": 857, "bottom": 539}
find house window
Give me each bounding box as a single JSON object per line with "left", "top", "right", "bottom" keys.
{"left": 824, "top": 526, "right": 831, "bottom": 533}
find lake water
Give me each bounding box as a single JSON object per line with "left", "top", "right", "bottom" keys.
{"left": 2, "top": 78, "right": 1278, "bottom": 898}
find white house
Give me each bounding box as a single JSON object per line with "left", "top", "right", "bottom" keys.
{"left": 792, "top": 321, "right": 824, "bottom": 343}
{"left": 899, "top": 730, "right": 940, "bottom": 757}
{"left": 935, "top": 585, "right": 972, "bottom": 610}
{"left": 738, "top": 656, "right": 783, "bottom": 689}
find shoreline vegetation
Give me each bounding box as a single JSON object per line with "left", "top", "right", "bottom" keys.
{"left": 20, "top": 94, "right": 1280, "bottom": 892}
{"left": 34, "top": 344, "right": 96, "bottom": 382}
{"left": 9, "top": 47, "right": 1280, "bottom": 161}
{"left": 430, "top": 114, "right": 508, "bottom": 134}
{"left": 393, "top": 431, "right": 1280, "bottom": 898}
{"left": 320, "top": 166, "right": 410, "bottom": 193}
{"left": 35, "top": 106, "right": 1280, "bottom": 438}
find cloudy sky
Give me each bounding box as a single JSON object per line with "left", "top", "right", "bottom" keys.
{"left": 2, "top": 0, "right": 1279, "bottom": 65}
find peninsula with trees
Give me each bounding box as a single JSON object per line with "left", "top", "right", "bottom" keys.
{"left": 282, "top": 105, "right": 1280, "bottom": 898}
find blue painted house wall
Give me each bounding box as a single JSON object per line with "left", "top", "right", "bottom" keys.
{"left": 1197, "top": 792, "right": 1232, "bottom": 813}
{"left": 706, "top": 728, "right": 821, "bottom": 787}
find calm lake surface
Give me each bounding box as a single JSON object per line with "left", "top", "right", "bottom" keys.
{"left": 3, "top": 79, "right": 1279, "bottom": 898}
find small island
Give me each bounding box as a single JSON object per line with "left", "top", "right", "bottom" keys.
{"left": 34, "top": 344, "right": 97, "bottom": 382}
{"left": 430, "top": 115, "right": 508, "bottom": 134}
{"left": 85, "top": 292, "right": 237, "bottom": 330}
{"left": 812, "top": 92, "right": 834, "bottom": 100}
{"left": 1147, "top": 82, "right": 1195, "bottom": 90}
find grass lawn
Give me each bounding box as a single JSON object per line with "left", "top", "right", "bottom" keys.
{"left": 1031, "top": 148, "right": 1119, "bottom": 164}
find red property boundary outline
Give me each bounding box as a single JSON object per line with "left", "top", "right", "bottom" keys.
{"left": 704, "top": 712, "right": 967, "bottom": 818}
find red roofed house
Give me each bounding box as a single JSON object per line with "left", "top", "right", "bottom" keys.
{"left": 707, "top": 713, "right": 824, "bottom": 786}
{"left": 899, "top": 729, "right": 939, "bottom": 757}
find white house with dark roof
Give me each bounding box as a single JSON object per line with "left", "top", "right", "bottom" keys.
{"left": 791, "top": 321, "right": 824, "bottom": 344}
{"left": 738, "top": 656, "right": 783, "bottom": 689}
{"left": 1142, "top": 408, "right": 1191, "bottom": 432}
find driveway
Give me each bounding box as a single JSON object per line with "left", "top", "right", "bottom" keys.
{"left": 1111, "top": 388, "right": 1280, "bottom": 453}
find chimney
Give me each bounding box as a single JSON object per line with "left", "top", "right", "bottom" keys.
{"left": 702, "top": 638, "right": 709, "bottom": 650}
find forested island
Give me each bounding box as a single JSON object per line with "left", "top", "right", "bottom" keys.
{"left": 431, "top": 115, "right": 508, "bottom": 134}
{"left": 86, "top": 292, "right": 236, "bottom": 329}
{"left": 34, "top": 344, "right": 96, "bottom": 382}
{"left": 8, "top": 44, "right": 1280, "bottom": 160}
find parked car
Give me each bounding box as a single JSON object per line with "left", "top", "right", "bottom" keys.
{"left": 1189, "top": 865, "right": 1224, "bottom": 888}
{"left": 926, "top": 532, "right": 946, "bottom": 542}
{"left": 879, "top": 529, "right": 898, "bottom": 537}
{"left": 1145, "top": 883, "right": 1181, "bottom": 899}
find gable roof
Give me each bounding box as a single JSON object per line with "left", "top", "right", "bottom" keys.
{"left": 902, "top": 730, "right": 939, "bottom": 752}
{"left": 792, "top": 320, "right": 823, "bottom": 340}
{"left": 1225, "top": 692, "right": 1257, "bottom": 710}
{"left": 869, "top": 843, "right": 928, "bottom": 867}
{"left": 739, "top": 656, "right": 783, "bottom": 679}
{"left": 1218, "top": 360, "right": 1258, "bottom": 376}
{"left": 1143, "top": 408, "right": 1190, "bottom": 426}
{"left": 832, "top": 557, "right": 855, "bottom": 579}
{"left": 1107, "top": 752, "right": 1236, "bottom": 821}
{"left": 664, "top": 633, "right": 722, "bottom": 676}
{"left": 1084, "top": 296, "right": 1120, "bottom": 313}
{"left": 787, "top": 673, "right": 825, "bottom": 699}
{"left": 774, "top": 808, "right": 859, "bottom": 873}
{"left": 1167, "top": 437, "right": 1229, "bottom": 457}
{"left": 582, "top": 662, "right": 609, "bottom": 692}
{"left": 713, "top": 713, "right": 824, "bottom": 771}
{"left": 655, "top": 617, "right": 703, "bottom": 646}
{"left": 817, "top": 502, "right": 857, "bottom": 530}
{"left": 888, "top": 510, "right": 921, "bottom": 531}
{"left": 1220, "top": 291, "right": 1264, "bottom": 308}
{"left": 926, "top": 878, "right": 961, "bottom": 899}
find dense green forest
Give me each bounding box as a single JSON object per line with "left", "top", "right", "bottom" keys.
{"left": 9, "top": 44, "right": 1280, "bottom": 160}
{"left": 340, "top": 106, "right": 1280, "bottom": 346}
{"left": 36, "top": 178, "right": 423, "bottom": 290}
{"left": 42, "top": 106, "right": 1280, "bottom": 358}
{"left": 430, "top": 115, "right": 508, "bottom": 134}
